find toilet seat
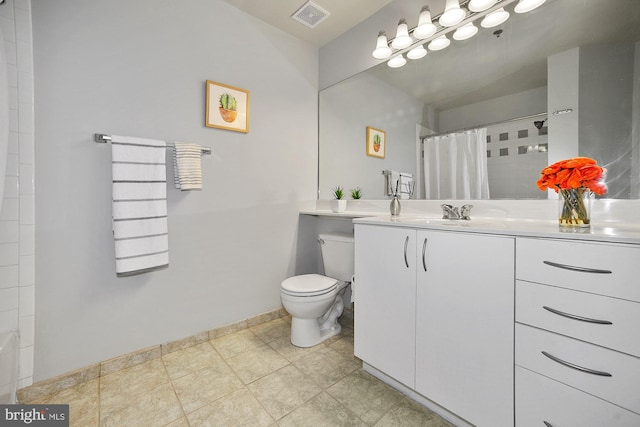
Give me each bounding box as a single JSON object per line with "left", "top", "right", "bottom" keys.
{"left": 281, "top": 274, "right": 338, "bottom": 297}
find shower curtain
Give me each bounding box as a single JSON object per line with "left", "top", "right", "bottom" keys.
{"left": 423, "top": 128, "right": 490, "bottom": 199}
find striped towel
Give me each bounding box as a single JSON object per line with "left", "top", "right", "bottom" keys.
{"left": 173, "top": 142, "right": 202, "bottom": 190}
{"left": 111, "top": 135, "right": 169, "bottom": 277}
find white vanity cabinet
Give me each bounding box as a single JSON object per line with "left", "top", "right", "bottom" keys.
{"left": 515, "top": 238, "right": 640, "bottom": 426}
{"left": 416, "top": 230, "right": 515, "bottom": 427}
{"left": 354, "top": 224, "right": 417, "bottom": 388}
{"left": 354, "top": 223, "right": 515, "bottom": 427}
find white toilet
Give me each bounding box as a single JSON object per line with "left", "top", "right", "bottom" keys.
{"left": 281, "top": 233, "right": 354, "bottom": 348}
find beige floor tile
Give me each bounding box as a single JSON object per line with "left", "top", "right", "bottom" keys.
{"left": 32, "top": 378, "right": 99, "bottom": 427}
{"left": 374, "top": 397, "right": 456, "bottom": 427}
{"left": 278, "top": 392, "right": 367, "bottom": 427}
{"left": 172, "top": 364, "right": 245, "bottom": 413}
{"left": 267, "top": 335, "right": 325, "bottom": 362}
{"left": 226, "top": 344, "right": 290, "bottom": 384}
{"left": 249, "top": 317, "right": 290, "bottom": 343}
{"left": 99, "top": 358, "right": 171, "bottom": 409}
{"left": 211, "top": 329, "right": 265, "bottom": 359}
{"left": 163, "top": 416, "right": 190, "bottom": 427}
{"left": 100, "top": 382, "right": 183, "bottom": 427}
{"left": 292, "top": 346, "right": 361, "bottom": 389}
{"left": 247, "top": 364, "right": 321, "bottom": 420}
{"left": 327, "top": 369, "right": 403, "bottom": 425}
{"left": 186, "top": 388, "right": 274, "bottom": 427}
{"left": 328, "top": 335, "right": 357, "bottom": 360}
{"left": 162, "top": 341, "right": 222, "bottom": 380}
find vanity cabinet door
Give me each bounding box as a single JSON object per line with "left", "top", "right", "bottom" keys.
{"left": 415, "top": 230, "right": 515, "bottom": 427}
{"left": 354, "top": 224, "right": 416, "bottom": 388}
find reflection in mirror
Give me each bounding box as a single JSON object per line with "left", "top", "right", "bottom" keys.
{"left": 319, "top": 0, "right": 640, "bottom": 200}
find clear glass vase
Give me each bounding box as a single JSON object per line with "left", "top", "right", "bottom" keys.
{"left": 558, "top": 188, "right": 591, "bottom": 231}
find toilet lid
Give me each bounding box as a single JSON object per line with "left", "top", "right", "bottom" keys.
{"left": 281, "top": 274, "right": 339, "bottom": 296}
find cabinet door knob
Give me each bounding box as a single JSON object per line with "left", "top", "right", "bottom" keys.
{"left": 542, "top": 306, "right": 613, "bottom": 325}
{"left": 541, "top": 351, "right": 612, "bottom": 377}
{"left": 422, "top": 238, "right": 428, "bottom": 272}
{"left": 542, "top": 260, "right": 612, "bottom": 274}
{"left": 403, "top": 236, "right": 409, "bottom": 268}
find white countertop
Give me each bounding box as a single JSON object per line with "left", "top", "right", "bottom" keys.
{"left": 353, "top": 215, "right": 640, "bottom": 245}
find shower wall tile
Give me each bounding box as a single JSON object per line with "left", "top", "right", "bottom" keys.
{"left": 0, "top": 16, "right": 16, "bottom": 42}
{"left": 5, "top": 153, "right": 18, "bottom": 176}
{"left": 0, "top": 265, "right": 19, "bottom": 289}
{"left": 18, "top": 315, "right": 34, "bottom": 348}
{"left": 3, "top": 176, "right": 18, "bottom": 198}
{"left": 19, "top": 132, "right": 33, "bottom": 161}
{"left": 0, "top": 310, "right": 18, "bottom": 332}
{"left": 0, "top": 287, "right": 19, "bottom": 312}
{"left": 4, "top": 39, "right": 16, "bottom": 64}
{"left": 0, "top": 219, "right": 19, "bottom": 243}
{"left": 19, "top": 164, "right": 33, "bottom": 195}
{"left": 18, "top": 346, "right": 34, "bottom": 380}
{"left": 0, "top": 243, "right": 19, "bottom": 266}
{"left": 14, "top": 0, "right": 30, "bottom": 13}
{"left": 19, "top": 286, "right": 34, "bottom": 316}
{"left": 0, "top": 199, "right": 19, "bottom": 221}
{"left": 19, "top": 225, "right": 34, "bottom": 255}
{"left": 8, "top": 131, "right": 18, "bottom": 154}
{"left": 19, "top": 195, "right": 34, "bottom": 225}
{"left": 19, "top": 255, "right": 34, "bottom": 286}
{"left": 6, "top": 61, "right": 17, "bottom": 86}
{"left": 8, "top": 85, "right": 17, "bottom": 108}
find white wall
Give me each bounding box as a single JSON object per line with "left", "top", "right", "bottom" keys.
{"left": 319, "top": 72, "right": 424, "bottom": 199}
{"left": 32, "top": 0, "right": 318, "bottom": 381}
{"left": 0, "top": 0, "right": 35, "bottom": 390}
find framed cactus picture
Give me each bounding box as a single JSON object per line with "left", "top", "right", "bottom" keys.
{"left": 366, "top": 126, "right": 386, "bottom": 158}
{"left": 205, "top": 80, "right": 250, "bottom": 133}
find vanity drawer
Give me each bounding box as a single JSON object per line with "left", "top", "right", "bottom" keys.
{"left": 516, "top": 366, "right": 640, "bottom": 427}
{"left": 516, "top": 238, "right": 640, "bottom": 302}
{"left": 515, "top": 323, "right": 640, "bottom": 414}
{"left": 516, "top": 280, "right": 640, "bottom": 357}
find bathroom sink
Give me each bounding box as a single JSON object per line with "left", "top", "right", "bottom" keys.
{"left": 392, "top": 217, "right": 502, "bottom": 228}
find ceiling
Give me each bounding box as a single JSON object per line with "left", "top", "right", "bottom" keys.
{"left": 223, "top": 0, "right": 392, "bottom": 47}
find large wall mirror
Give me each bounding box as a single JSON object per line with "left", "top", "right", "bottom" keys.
{"left": 319, "top": 0, "right": 640, "bottom": 200}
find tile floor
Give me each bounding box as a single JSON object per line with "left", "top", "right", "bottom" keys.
{"left": 27, "top": 316, "right": 454, "bottom": 426}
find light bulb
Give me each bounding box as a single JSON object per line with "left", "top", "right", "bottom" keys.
{"left": 391, "top": 19, "right": 412, "bottom": 49}
{"left": 453, "top": 22, "right": 478, "bottom": 41}
{"left": 481, "top": 7, "right": 510, "bottom": 28}
{"left": 428, "top": 35, "right": 450, "bottom": 51}
{"left": 439, "top": 0, "right": 466, "bottom": 27}
{"left": 407, "top": 45, "right": 427, "bottom": 60}
{"left": 468, "top": 0, "right": 497, "bottom": 12}
{"left": 514, "top": 0, "right": 546, "bottom": 13}
{"left": 387, "top": 55, "right": 407, "bottom": 68}
{"left": 372, "top": 31, "right": 392, "bottom": 59}
{"left": 413, "top": 6, "right": 437, "bottom": 39}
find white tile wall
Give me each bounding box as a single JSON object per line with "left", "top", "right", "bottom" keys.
{"left": 0, "top": 0, "right": 35, "bottom": 389}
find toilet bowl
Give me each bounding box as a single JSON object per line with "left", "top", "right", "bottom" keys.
{"left": 281, "top": 233, "right": 354, "bottom": 348}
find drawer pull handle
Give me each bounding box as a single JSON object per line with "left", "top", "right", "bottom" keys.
{"left": 541, "top": 351, "right": 612, "bottom": 377}
{"left": 542, "top": 306, "right": 613, "bottom": 325}
{"left": 542, "top": 260, "right": 612, "bottom": 274}
{"left": 422, "top": 238, "right": 428, "bottom": 272}
{"left": 403, "top": 236, "right": 409, "bottom": 268}
{"left": 543, "top": 422, "right": 553, "bottom": 427}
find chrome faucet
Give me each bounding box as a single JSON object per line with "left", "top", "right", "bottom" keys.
{"left": 441, "top": 204, "right": 473, "bottom": 220}
{"left": 440, "top": 204, "right": 460, "bottom": 220}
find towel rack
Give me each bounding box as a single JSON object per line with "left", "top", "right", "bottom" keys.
{"left": 94, "top": 133, "right": 212, "bottom": 155}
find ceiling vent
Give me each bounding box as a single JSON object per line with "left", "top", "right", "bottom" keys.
{"left": 291, "top": 1, "right": 331, "bottom": 29}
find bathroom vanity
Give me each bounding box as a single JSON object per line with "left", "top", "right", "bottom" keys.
{"left": 352, "top": 216, "right": 640, "bottom": 427}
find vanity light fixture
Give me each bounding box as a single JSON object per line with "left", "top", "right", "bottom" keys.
{"left": 481, "top": 7, "right": 510, "bottom": 27}
{"left": 387, "top": 55, "right": 407, "bottom": 68}
{"left": 371, "top": 0, "right": 549, "bottom": 68}
{"left": 439, "top": 0, "right": 466, "bottom": 27}
{"left": 468, "top": 0, "right": 497, "bottom": 12}
{"left": 428, "top": 35, "right": 451, "bottom": 51}
{"left": 453, "top": 22, "right": 479, "bottom": 40}
{"left": 413, "top": 6, "right": 437, "bottom": 39}
{"left": 372, "top": 31, "right": 392, "bottom": 59}
{"left": 514, "top": 0, "right": 546, "bottom": 13}
{"left": 407, "top": 44, "right": 428, "bottom": 60}
{"left": 391, "top": 19, "right": 412, "bottom": 49}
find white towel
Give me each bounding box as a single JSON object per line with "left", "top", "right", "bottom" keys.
{"left": 111, "top": 135, "right": 169, "bottom": 277}
{"left": 173, "top": 142, "right": 202, "bottom": 190}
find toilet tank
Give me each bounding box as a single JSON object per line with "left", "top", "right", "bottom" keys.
{"left": 319, "top": 233, "right": 354, "bottom": 282}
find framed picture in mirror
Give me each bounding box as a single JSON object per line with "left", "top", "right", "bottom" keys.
{"left": 366, "top": 126, "right": 386, "bottom": 158}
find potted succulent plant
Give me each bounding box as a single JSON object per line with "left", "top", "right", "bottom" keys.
{"left": 330, "top": 185, "right": 347, "bottom": 213}
{"left": 219, "top": 93, "right": 238, "bottom": 123}
{"left": 350, "top": 187, "right": 362, "bottom": 200}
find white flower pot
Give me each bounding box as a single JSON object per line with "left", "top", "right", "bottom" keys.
{"left": 330, "top": 199, "right": 347, "bottom": 213}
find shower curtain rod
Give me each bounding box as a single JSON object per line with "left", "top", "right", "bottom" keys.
{"left": 94, "top": 133, "right": 212, "bottom": 155}
{"left": 421, "top": 112, "right": 547, "bottom": 142}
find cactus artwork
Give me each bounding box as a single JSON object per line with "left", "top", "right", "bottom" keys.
{"left": 373, "top": 134, "right": 381, "bottom": 152}
{"left": 366, "top": 126, "right": 386, "bottom": 158}
{"left": 219, "top": 93, "right": 238, "bottom": 123}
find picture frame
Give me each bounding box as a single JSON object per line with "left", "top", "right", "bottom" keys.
{"left": 205, "top": 80, "right": 250, "bottom": 133}
{"left": 366, "top": 126, "right": 386, "bottom": 158}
